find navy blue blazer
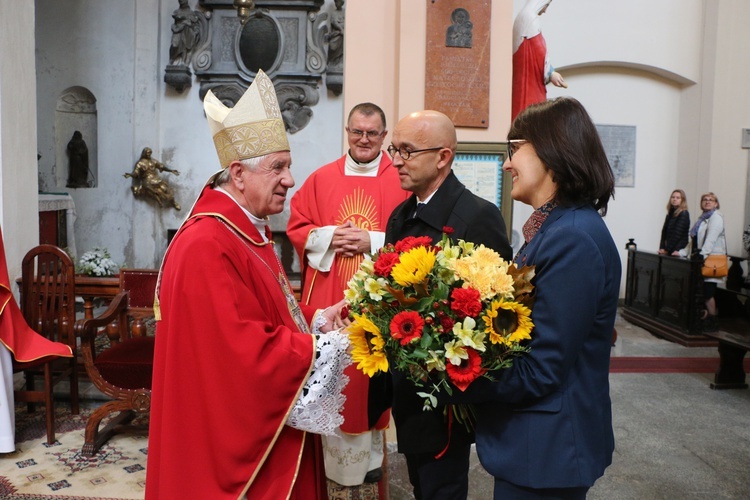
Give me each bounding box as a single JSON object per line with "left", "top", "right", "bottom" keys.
{"left": 456, "top": 204, "right": 620, "bottom": 488}
{"left": 384, "top": 171, "right": 512, "bottom": 454}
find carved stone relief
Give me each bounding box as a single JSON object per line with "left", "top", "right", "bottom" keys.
{"left": 164, "top": 0, "right": 343, "bottom": 134}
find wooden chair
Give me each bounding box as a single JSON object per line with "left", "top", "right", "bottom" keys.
{"left": 74, "top": 269, "right": 157, "bottom": 456}
{"left": 14, "top": 244, "right": 80, "bottom": 445}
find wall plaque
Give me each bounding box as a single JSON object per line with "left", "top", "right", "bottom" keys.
{"left": 425, "top": 0, "right": 491, "bottom": 128}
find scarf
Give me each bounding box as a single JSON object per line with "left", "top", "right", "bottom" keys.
{"left": 522, "top": 200, "right": 558, "bottom": 243}
{"left": 689, "top": 209, "right": 715, "bottom": 238}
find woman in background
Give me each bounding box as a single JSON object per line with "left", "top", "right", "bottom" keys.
{"left": 682, "top": 192, "right": 726, "bottom": 332}
{"left": 456, "top": 97, "right": 620, "bottom": 499}
{"left": 658, "top": 189, "right": 690, "bottom": 256}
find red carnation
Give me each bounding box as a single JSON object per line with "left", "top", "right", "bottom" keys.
{"left": 450, "top": 287, "right": 482, "bottom": 318}
{"left": 446, "top": 348, "right": 485, "bottom": 391}
{"left": 390, "top": 311, "right": 425, "bottom": 346}
{"left": 373, "top": 252, "right": 400, "bottom": 277}
{"left": 440, "top": 316, "right": 455, "bottom": 333}
{"left": 395, "top": 236, "right": 434, "bottom": 253}
{"left": 442, "top": 226, "right": 454, "bottom": 235}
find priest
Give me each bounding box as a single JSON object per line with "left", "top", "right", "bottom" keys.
{"left": 287, "top": 102, "right": 408, "bottom": 490}
{"left": 145, "top": 71, "right": 351, "bottom": 499}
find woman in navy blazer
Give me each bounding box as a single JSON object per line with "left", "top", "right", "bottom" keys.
{"left": 456, "top": 97, "right": 620, "bottom": 499}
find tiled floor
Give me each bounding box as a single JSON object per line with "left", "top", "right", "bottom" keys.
{"left": 385, "top": 310, "right": 750, "bottom": 499}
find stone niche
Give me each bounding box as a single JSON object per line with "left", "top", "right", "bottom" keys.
{"left": 168, "top": 0, "right": 333, "bottom": 134}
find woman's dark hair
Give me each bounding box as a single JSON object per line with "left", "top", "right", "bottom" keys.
{"left": 508, "top": 97, "right": 615, "bottom": 215}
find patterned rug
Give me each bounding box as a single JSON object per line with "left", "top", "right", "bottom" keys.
{"left": 0, "top": 404, "right": 146, "bottom": 499}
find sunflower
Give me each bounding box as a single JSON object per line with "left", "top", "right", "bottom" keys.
{"left": 347, "top": 313, "right": 389, "bottom": 376}
{"left": 446, "top": 347, "right": 485, "bottom": 391}
{"left": 482, "top": 299, "right": 533, "bottom": 346}
{"left": 390, "top": 245, "right": 436, "bottom": 287}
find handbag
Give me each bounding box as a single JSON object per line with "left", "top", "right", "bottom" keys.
{"left": 701, "top": 254, "right": 728, "bottom": 278}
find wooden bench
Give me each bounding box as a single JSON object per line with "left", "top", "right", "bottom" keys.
{"left": 709, "top": 256, "right": 750, "bottom": 389}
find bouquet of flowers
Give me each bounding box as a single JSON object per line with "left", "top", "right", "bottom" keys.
{"left": 344, "top": 228, "right": 535, "bottom": 414}
{"left": 77, "top": 247, "right": 119, "bottom": 277}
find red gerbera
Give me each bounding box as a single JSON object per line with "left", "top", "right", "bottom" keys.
{"left": 395, "top": 236, "right": 434, "bottom": 253}
{"left": 446, "top": 348, "right": 485, "bottom": 391}
{"left": 390, "top": 311, "right": 425, "bottom": 345}
{"left": 442, "top": 226, "right": 454, "bottom": 234}
{"left": 450, "top": 287, "right": 482, "bottom": 318}
{"left": 373, "top": 251, "right": 400, "bottom": 277}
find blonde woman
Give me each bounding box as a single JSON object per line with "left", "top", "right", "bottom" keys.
{"left": 658, "top": 189, "right": 690, "bottom": 255}
{"left": 681, "top": 192, "right": 726, "bottom": 332}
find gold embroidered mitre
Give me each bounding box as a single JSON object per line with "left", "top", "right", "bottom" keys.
{"left": 203, "top": 70, "right": 290, "bottom": 168}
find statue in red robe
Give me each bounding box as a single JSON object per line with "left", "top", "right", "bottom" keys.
{"left": 512, "top": 0, "right": 567, "bottom": 121}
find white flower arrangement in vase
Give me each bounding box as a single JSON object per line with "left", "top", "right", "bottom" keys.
{"left": 77, "top": 247, "right": 119, "bottom": 277}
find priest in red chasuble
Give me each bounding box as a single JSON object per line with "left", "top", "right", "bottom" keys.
{"left": 288, "top": 103, "right": 408, "bottom": 489}
{"left": 146, "top": 71, "right": 351, "bottom": 500}
{"left": 0, "top": 225, "right": 73, "bottom": 453}
{"left": 512, "top": 0, "right": 567, "bottom": 121}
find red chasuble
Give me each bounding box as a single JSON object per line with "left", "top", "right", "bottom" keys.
{"left": 512, "top": 33, "right": 548, "bottom": 121}
{"left": 0, "top": 226, "right": 72, "bottom": 362}
{"left": 146, "top": 187, "right": 326, "bottom": 499}
{"left": 287, "top": 154, "right": 408, "bottom": 433}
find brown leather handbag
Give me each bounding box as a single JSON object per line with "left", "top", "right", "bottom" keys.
{"left": 701, "top": 254, "right": 728, "bottom": 278}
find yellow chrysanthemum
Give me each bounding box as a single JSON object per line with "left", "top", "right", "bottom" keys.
{"left": 452, "top": 245, "right": 514, "bottom": 300}
{"left": 482, "top": 299, "right": 533, "bottom": 346}
{"left": 347, "top": 313, "right": 389, "bottom": 376}
{"left": 391, "top": 246, "right": 436, "bottom": 287}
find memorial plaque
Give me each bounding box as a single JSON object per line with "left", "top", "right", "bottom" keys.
{"left": 425, "top": 0, "right": 491, "bottom": 128}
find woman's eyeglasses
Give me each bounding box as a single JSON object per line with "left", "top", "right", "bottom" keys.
{"left": 507, "top": 139, "right": 528, "bottom": 161}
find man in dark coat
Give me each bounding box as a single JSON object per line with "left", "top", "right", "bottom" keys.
{"left": 383, "top": 110, "right": 512, "bottom": 499}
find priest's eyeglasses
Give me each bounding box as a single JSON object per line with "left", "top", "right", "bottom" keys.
{"left": 387, "top": 145, "right": 444, "bottom": 161}
{"left": 347, "top": 128, "right": 384, "bottom": 139}
{"left": 507, "top": 139, "right": 528, "bottom": 161}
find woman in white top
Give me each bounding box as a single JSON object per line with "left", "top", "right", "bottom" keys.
{"left": 681, "top": 192, "right": 726, "bottom": 332}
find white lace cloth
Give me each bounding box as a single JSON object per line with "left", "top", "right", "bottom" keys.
{"left": 286, "top": 330, "right": 351, "bottom": 436}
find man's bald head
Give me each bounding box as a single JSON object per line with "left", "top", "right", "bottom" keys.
{"left": 390, "top": 110, "right": 457, "bottom": 199}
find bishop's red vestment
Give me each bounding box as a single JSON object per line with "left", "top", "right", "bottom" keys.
{"left": 146, "top": 186, "right": 328, "bottom": 499}
{"left": 287, "top": 154, "right": 408, "bottom": 433}
{"left": 512, "top": 33, "right": 548, "bottom": 121}
{"left": 0, "top": 226, "right": 72, "bottom": 362}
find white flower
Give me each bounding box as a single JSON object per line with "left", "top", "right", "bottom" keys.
{"left": 444, "top": 339, "right": 468, "bottom": 366}
{"left": 452, "top": 317, "right": 487, "bottom": 352}
{"left": 77, "top": 247, "right": 119, "bottom": 276}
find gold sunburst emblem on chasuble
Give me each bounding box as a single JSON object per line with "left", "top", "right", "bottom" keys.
{"left": 335, "top": 187, "right": 380, "bottom": 289}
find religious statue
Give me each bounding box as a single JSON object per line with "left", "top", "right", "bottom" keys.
{"left": 325, "top": 0, "right": 345, "bottom": 95}
{"left": 169, "top": 0, "right": 200, "bottom": 66}
{"left": 445, "top": 8, "right": 473, "bottom": 48}
{"left": 511, "top": 0, "right": 567, "bottom": 120}
{"left": 124, "top": 147, "right": 181, "bottom": 211}
{"left": 66, "top": 130, "right": 91, "bottom": 188}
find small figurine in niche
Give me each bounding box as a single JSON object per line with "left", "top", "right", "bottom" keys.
{"left": 169, "top": 0, "right": 201, "bottom": 66}
{"left": 66, "top": 130, "right": 91, "bottom": 188}
{"left": 124, "top": 147, "right": 181, "bottom": 210}
{"left": 445, "top": 8, "right": 473, "bottom": 48}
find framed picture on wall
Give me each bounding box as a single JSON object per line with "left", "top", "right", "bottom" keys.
{"left": 452, "top": 142, "right": 513, "bottom": 236}
{"left": 595, "top": 124, "right": 636, "bottom": 187}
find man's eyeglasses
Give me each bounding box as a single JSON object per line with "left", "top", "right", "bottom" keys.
{"left": 347, "top": 128, "right": 383, "bottom": 139}
{"left": 387, "top": 145, "right": 444, "bottom": 161}
{"left": 507, "top": 139, "right": 528, "bottom": 161}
